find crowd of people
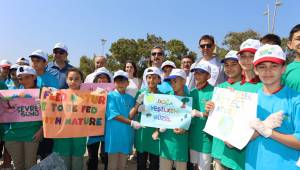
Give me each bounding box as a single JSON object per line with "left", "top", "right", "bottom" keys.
{"left": 0, "top": 23, "right": 300, "bottom": 170}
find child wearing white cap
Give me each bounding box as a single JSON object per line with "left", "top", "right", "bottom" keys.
{"left": 86, "top": 67, "right": 112, "bottom": 170}
{"left": 0, "top": 60, "right": 12, "bottom": 83}
{"left": 105, "top": 70, "right": 141, "bottom": 170}
{"left": 237, "top": 39, "right": 261, "bottom": 85}
{"left": 3, "top": 66, "right": 43, "bottom": 170}
{"left": 282, "top": 24, "right": 300, "bottom": 92}
{"left": 206, "top": 50, "right": 244, "bottom": 170}
{"left": 158, "top": 60, "right": 177, "bottom": 93}
{"left": 129, "top": 67, "right": 162, "bottom": 170}
{"left": 155, "top": 68, "right": 189, "bottom": 170}
{"left": 189, "top": 63, "right": 214, "bottom": 170}
{"left": 245, "top": 44, "right": 300, "bottom": 170}
{"left": 16, "top": 57, "right": 30, "bottom": 66}
{"left": 5, "top": 64, "right": 21, "bottom": 89}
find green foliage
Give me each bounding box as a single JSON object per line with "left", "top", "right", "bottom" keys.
{"left": 223, "top": 29, "right": 261, "bottom": 50}
{"left": 216, "top": 46, "right": 229, "bottom": 59}
{"left": 79, "top": 56, "right": 94, "bottom": 78}
{"left": 48, "top": 54, "right": 54, "bottom": 62}
{"left": 107, "top": 34, "right": 197, "bottom": 78}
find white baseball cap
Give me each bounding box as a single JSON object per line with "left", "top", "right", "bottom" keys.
{"left": 0, "top": 59, "right": 12, "bottom": 68}
{"left": 16, "top": 65, "right": 36, "bottom": 76}
{"left": 53, "top": 42, "right": 68, "bottom": 53}
{"left": 164, "top": 68, "right": 187, "bottom": 81}
{"left": 161, "top": 60, "right": 176, "bottom": 70}
{"left": 221, "top": 50, "right": 239, "bottom": 63}
{"left": 16, "top": 57, "right": 30, "bottom": 65}
{"left": 29, "top": 50, "right": 48, "bottom": 61}
{"left": 238, "top": 39, "right": 261, "bottom": 55}
{"left": 145, "top": 67, "right": 162, "bottom": 78}
{"left": 93, "top": 67, "right": 113, "bottom": 82}
{"left": 113, "top": 70, "right": 128, "bottom": 80}
{"left": 253, "top": 44, "right": 286, "bottom": 66}
{"left": 10, "top": 64, "right": 20, "bottom": 70}
{"left": 191, "top": 63, "right": 211, "bottom": 75}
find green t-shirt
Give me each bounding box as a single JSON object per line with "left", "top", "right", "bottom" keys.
{"left": 134, "top": 89, "right": 161, "bottom": 155}
{"left": 159, "top": 90, "right": 190, "bottom": 162}
{"left": 189, "top": 84, "right": 214, "bottom": 153}
{"left": 211, "top": 81, "right": 241, "bottom": 169}
{"left": 0, "top": 82, "right": 8, "bottom": 139}
{"left": 213, "top": 81, "right": 261, "bottom": 170}
{"left": 3, "top": 121, "right": 42, "bottom": 142}
{"left": 282, "top": 61, "right": 300, "bottom": 92}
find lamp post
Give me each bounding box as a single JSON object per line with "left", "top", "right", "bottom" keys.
{"left": 271, "top": 0, "right": 282, "bottom": 33}
{"left": 263, "top": 0, "right": 282, "bottom": 33}
{"left": 263, "top": 4, "right": 270, "bottom": 33}
{"left": 100, "top": 39, "right": 107, "bottom": 56}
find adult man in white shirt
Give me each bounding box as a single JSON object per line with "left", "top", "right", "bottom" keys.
{"left": 190, "top": 35, "right": 225, "bottom": 89}
{"left": 84, "top": 56, "right": 107, "bottom": 83}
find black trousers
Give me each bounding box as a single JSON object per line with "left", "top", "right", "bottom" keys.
{"left": 87, "top": 141, "right": 108, "bottom": 170}
{"left": 37, "top": 138, "right": 53, "bottom": 160}
{"left": 136, "top": 151, "right": 159, "bottom": 170}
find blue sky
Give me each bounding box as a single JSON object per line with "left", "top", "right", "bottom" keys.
{"left": 0, "top": 0, "right": 298, "bottom": 67}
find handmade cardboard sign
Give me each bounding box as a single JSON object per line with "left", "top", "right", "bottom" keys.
{"left": 204, "top": 87, "right": 257, "bottom": 149}
{"left": 140, "top": 93, "right": 192, "bottom": 130}
{"left": 40, "top": 87, "right": 107, "bottom": 138}
{"left": 0, "top": 89, "right": 41, "bottom": 123}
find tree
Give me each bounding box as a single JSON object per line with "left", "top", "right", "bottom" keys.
{"left": 223, "top": 29, "right": 261, "bottom": 50}
{"left": 48, "top": 54, "right": 54, "bottom": 62}
{"left": 165, "top": 39, "right": 189, "bottom": 67}
{"left": 107, "top": 34, "right": 197, "bottom": 77}
{"left": 216, "top": 46, "right": 229, "bottom": 59}
{"left": 79, "top": 56, "right": 94, "bottom": 78}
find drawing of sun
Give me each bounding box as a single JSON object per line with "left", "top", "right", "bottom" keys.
{"left": 145, "top": 94, "right": 155, "bottom": 103}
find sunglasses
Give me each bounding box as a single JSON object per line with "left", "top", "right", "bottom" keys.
{"left": 151, "top": 52, "right": 163, "bottom": 56}
{"left": 54, "top": 50, "right": 66, "bottom": 55}
{"left": 199, "top": 44, "right": 212, "bottom": 49}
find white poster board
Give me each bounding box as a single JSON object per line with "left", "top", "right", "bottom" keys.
{"left": 203, "top": 87, "right": 257, "bottom": 149}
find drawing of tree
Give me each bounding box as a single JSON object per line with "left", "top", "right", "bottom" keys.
{"left": 180, "top": 98, "right": 190, "bottom": 108}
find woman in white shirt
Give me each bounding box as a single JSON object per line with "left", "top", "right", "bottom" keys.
{"left": 124, "top": 60, "right": 141, "bottom": 97}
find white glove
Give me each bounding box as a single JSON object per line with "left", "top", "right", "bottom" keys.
{"left": 250, "top": 118, "right": 272, "bottom": 138}
{"left": 263, "top": 111, "right": 284, "bottom": 129}
{"left": 131, "top": 120, "right": 142, "bottom": 129}
{"left": 159, "top": 128, "right": 167, "bottom": 133}
{"left": 138, "top": 104, "right": 145, "bottom": 112}
{"left": 191, "top": 109, "right": 204, "bottom": 118}
{"left": 136, "top": 93, "right": 145, "bottom": 104}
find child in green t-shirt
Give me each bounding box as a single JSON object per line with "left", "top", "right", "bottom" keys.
{"left": 129, "top": 67, "right": 162, "bottom": 170}
{"left": 153, "top": 68, "right": 189, "bottom": 170}
{"left": 4, "top": 66, "right": 42, "bottom": 170}
{"left": 52, "top": 68, "right": 87, "bottom": 170}
{"left": 206, "top": 50, "right": 244, "bottom": 170}
{"left": 189, "top": 63, "right": 214, "bottom": 170}
{"left": 282, "top": 24, "right": 300, "bottom": 92}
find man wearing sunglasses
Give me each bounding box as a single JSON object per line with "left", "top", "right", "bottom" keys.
{"left": 47, "top": 42, "right": 74, "bottom": 89}
{"left": 191, "top": 35, "right": 225, "bottom": 88}
{"left": 141, "top": 46, "right": 164, "bottom": 89}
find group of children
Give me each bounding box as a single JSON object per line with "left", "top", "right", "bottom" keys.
{"left": 0, "top": 24, "right": 300, "bottom": 170}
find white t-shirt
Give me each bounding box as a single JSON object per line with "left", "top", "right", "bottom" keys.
{"left": 84, "top": 72, "right": 96, "bottom": 83}
{"left": 188, "top": 57, "right": 225, "bottom": 89}
{"left": 126, "top": 77, "right": 141, "bottom": 97}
